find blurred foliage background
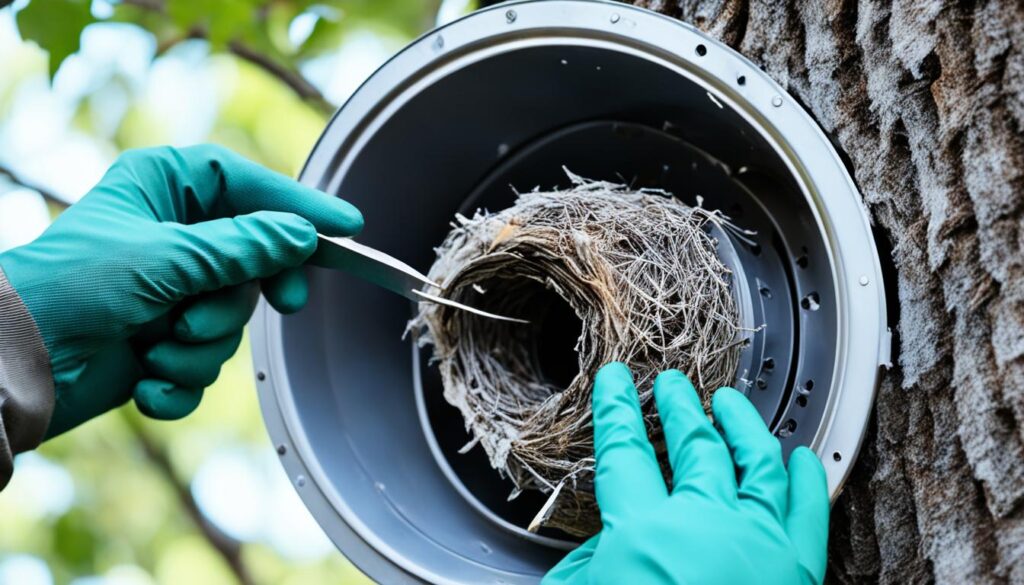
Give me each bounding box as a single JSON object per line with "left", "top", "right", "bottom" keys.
{"left": 0, "top": 1, "right": 476, "bottom": 583}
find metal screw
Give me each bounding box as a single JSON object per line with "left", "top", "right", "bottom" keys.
{"left": 610, "top": 13, "right": 620, "bottom": 23}
{"left": 276, "top": 444, "right": 287, "bottom": 456}
{"left": 859, "top": 275, "right": 869, "bottom": 286}
{"left": 296, "top": 475, "right": 306, "bottom": 488}
{"left": 506, "top": 9, "right": 517, "bottom": 23}
{"left": 433, "top": 35, "right": 444, "bottom": 50}
{"left": 771, "top": 95, "right": 783, "bottom": 107}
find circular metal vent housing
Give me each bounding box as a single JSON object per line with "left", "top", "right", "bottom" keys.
{"left": 250, "top": 2, "right": 890, "bottom": 583}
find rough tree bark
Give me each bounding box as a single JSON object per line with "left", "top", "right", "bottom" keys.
{"left": 476, "top": 1, "right": 1023, "bottom": 582}
{"left": 637, "top": 1, "right": 1024, "bottom": 582}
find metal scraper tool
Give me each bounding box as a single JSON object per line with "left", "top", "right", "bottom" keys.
{"left": 310, "top": 234, "right": 528, "bottom": 324}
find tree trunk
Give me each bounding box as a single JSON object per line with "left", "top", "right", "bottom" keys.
{"left": 639, "top": 1, "right": 1024, "bottom": 582}
{"left": 478, "top": 1, "right": 1024, "bottom": 582}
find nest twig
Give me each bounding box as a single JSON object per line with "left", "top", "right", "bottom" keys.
{"left": 411, "top": 171, "right": 746, "bottom": 536}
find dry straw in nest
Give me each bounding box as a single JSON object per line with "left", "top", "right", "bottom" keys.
{"left": 411, "top": 171, "right": 746, "bottom": 536}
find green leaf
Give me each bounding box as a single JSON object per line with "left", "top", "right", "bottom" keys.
{"left": 15, "top": 0, "right": 96, "bottom": 80}
{"left": 296, "top": 11, "right": 348, "bottom": 60}
{"left": 206, "top": 0, "right": 255, "bottom": 49}
{"left": 265, "top": 2, "right": 300, "bottom": 55}
{"left": 166, "top": 0, "right": 207, "bottom": 31}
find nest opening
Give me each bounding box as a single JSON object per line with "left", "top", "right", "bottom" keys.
{"left": 516, "top": 281, "right": 583, "bottom": 390}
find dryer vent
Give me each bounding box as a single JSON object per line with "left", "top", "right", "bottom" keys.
{"left": 250, "top": 2, "right": 890, "bottom": 583}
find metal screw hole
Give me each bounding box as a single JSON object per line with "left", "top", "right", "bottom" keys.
{"left": 801, "top": 291, "right": 820, "bottom": 311}
{"left": 796, "top": 395, "right": 807, "bottom": 407}
{"left": 759, "top": 286, "right": 772, "bottom": 299}
{"left": 763, "top": 357, "right": 775, "bottom": 370}
{"left": 777, "top": 419, "right": 797, "bottom": 438}
{"left": 833, "top": 452, "right": 842, "bottom": 462}
{"left": 696, "top": 44, "right": 707, "bottom": 57}
{"left": 796, "top": 255, "right": 808, "bottom": 268}
{"left": 804, "top": 379, "right": 815, "bottom": 391}
{"left": 737, "top": 75, "right": 746, "bottom": 86}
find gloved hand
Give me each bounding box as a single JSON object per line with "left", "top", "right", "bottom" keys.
{"left": 543, "top": 362, "right": 829, "bottom": 585}
{"left": 0, "top": 145, "right": 362, "bottom": 436}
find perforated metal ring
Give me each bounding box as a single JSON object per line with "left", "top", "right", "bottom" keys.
{"left": 250, "top": 2, "right": 891, "bottom": 583}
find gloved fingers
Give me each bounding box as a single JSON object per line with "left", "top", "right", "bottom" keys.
{"left": 142, "top": 331, "right": 243, "bottom": 389}
{"left": 261, "top": 266, "right": 309, "bottom": 314}
{"left": 785, "top": 447, "right": 830, "bottom": 583}
{"left": 112, "top": 146, "right": 363, "bottom": 237}
{"left": 652, "top": 370, "right": 736, "bottom": 500}
{"left": 179, "top": 145, "right": 364, "bottom": 236}
{"left": 174, "top": 282, "right": 260, "bottom": 342}
{"left": 133, "top": 379, "right": 204, "bottom": 420}
{"left": 162, "top": 210, "right": 318, "bottom": 298}
{"left": 541, "top": 536, "right": 599, "bottom": 585}
{"left": 45, "top": 342, "right": 143, "bottom": 439}
{"left": 712, "top": 387, "right": 789, "bottom": 522}
{"left": 592, "top": 362, "right": 667, "bottom": 526}
{"left": 132, "top": 312, "right": 175, "bottom": 346}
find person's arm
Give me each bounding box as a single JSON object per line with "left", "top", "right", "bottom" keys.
{"left": 544, "top": 363, "right": 830, "bottom": 585}
{"left": 0, "top": 266, "right": 53, "bottom": 489}
{"left": 0, "top": 145, "right": 362, "bottom": 489}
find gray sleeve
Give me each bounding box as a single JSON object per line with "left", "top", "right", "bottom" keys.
{"left": 0, "top": 266, "right": 54, "bottom": 490}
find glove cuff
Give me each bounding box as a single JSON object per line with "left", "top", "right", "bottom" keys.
{"left": 0, "top": 264, "right": 55, "bottom": 489}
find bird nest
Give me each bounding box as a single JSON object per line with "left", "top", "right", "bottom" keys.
{"left": 411, "top": 172, "right": 746, "bottom": 536}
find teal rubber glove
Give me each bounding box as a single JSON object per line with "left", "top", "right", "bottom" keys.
{"left": 0, "top": 145, "right": 363, "bottom": 436}
{"left": 543, "top": 363, "right": 829, "bottom": 585}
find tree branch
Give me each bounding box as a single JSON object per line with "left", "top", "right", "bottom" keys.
{"left": 122, "top": 413, "right": 255, "bottom": 585}
{"left": 227, "top": 41, "right": 334, "bottom": 116}
{"left": 121, "top": 0, "right": 334, "bottom": 117}
{"left": 0, "top": 162, "right": 71, "bottom": 208}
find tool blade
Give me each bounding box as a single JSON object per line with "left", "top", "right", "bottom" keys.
{"left": 310, "top": 235, "right": 529, "bottom": 324}
{"left": 311, "top": 234, "right": 438, "bottom": 301}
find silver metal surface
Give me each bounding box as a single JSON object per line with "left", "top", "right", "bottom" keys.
{"left": 312, "top": 234, "right": 438, "bottom": 301}
{"left": 250, "top": 2, "right": 891, "bottom": 583}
